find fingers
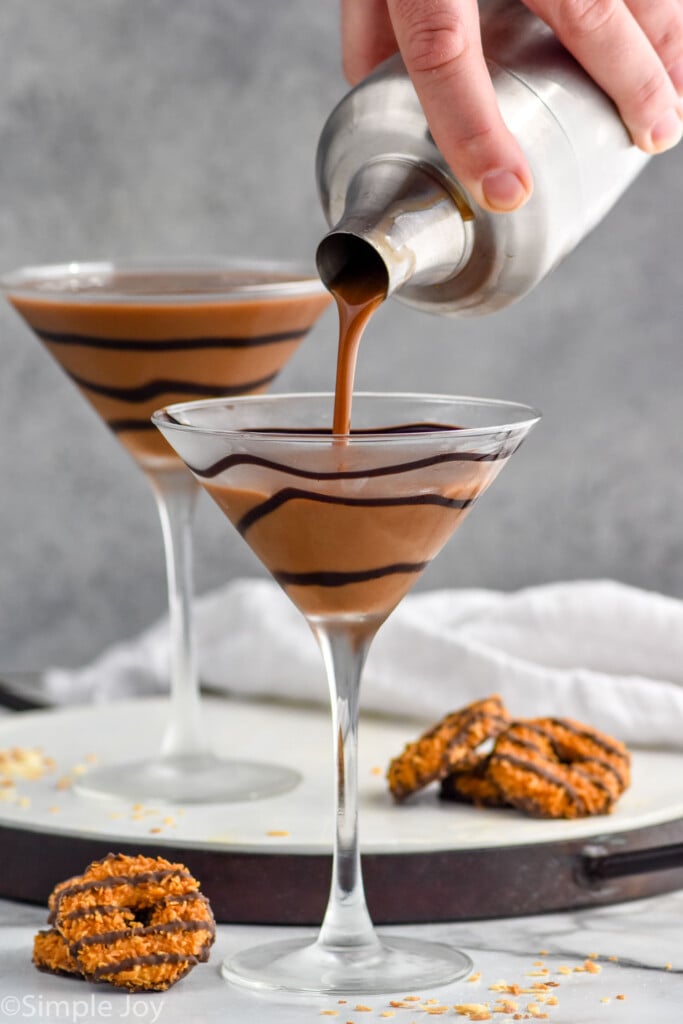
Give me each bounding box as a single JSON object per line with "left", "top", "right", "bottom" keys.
{"left": 527, "top": 0, "right": 683, "bottom": 153}
{"left": 341, "top": 0, "right": 399, "bottom": 85}
{"left": 339, "top": 0, "right": 683, "bottom": 218}
{"left": 386, "top": 0, "right": 533, "bottom": 211}
{"left": 623, "top": 0, "right": 683, "bottom": 101}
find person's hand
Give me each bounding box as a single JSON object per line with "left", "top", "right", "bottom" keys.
{"left": 341, "top": 0, "right": 683, "bottom": 212}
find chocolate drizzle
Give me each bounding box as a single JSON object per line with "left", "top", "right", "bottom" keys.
{"left": 91, "top": 951, "right": 195, "bottom": 981}
{"left": 55, "top": 867, "right": 194, "bottom": 902}
{"left": 491, "top": 750, "right": 588, "bottom": 813}
{"left": 72, "top": 919, "right": 213, "bottom": 953}
{"left": 191, "top": 444, "right": 501, "bottom": 482}
{"left": 198, "top": 419, "right": 503, "bottom": 611}
{"left": 66, "top": 370, "right": 279, "bottom": 403}
{"left": 542, "top": 717, "right": 630, "bottom": 760}
{"left": 274, "top": 562, "right": 429, "bottom": 588}
{"left": 11, "top": 286, "right": 329, "bottom": 464}
{"left": 109, "top": 419, "right": 157, "bottom": 434}
{"left": 62, "top": 891, "right": 203, "bottom": 922}
{"left": 237, "top": 488, "right": 474, "bottom": 536}
{"left": 36, "top": 326, "right": 309, "bottom": 350}
{"left": 521, "top": 720, "right": 629, "bottom": 788}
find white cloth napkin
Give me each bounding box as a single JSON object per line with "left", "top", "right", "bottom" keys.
{"left": 42, "top": 578, "right": 683, "bottom": 748}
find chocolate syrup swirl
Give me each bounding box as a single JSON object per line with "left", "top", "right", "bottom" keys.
{"left": 11, "top": 287, "right": 330, "bottom": 464}
{"left": 66, "top": 370, "right": 279, "bottom": 404}
{"left": 274, "top": 562, "right": 430, "bottom": 589}
{"left": 237, "top": 488, "right": 475, "bottom": 537}
{"left": 109, "top": 419, "right": 158, "bottom": 434}
{"left": 190, "top": 439, "right": 504, "bottom": 482}
{"left": 35, "top": 326, "right": 309, "bottom": 350}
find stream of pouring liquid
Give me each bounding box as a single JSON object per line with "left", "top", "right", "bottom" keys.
{"left": 330, "top": 269, "right": 386, "bottom": 436}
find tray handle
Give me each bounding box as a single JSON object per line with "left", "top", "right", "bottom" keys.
{"left": 578, "top": 841, "right": 683, "bottom": 885}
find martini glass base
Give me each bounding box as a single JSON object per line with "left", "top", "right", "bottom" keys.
{"left": 73, "top": 753, "right": 301, "bottom": 805}
{"left": 221, "top": 935, "right": 473, "bottom": 995}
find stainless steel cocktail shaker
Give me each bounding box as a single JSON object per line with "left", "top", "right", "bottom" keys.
{"left": 315, "top": 0, "right": 650, "bottom": 316}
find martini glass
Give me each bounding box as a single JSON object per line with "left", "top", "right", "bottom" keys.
{"left": 154, "top": 391, "right": 540, "bottom": 994}
{"left": 1, "top": 260, "right": 330, "bottom": 803}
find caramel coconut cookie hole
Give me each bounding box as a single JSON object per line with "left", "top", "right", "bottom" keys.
{"left": 33, "top": 853, "right": 215, "bottom": 992}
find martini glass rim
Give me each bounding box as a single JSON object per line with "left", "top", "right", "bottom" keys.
{"left": 0, "top": 257, "right": 328, "bottom": 303}
{"left": 154, "top": 391, "right": 541, "bottom": 444}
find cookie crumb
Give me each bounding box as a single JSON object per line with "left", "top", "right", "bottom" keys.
{"left": 493, "top": 999, "right": 518, "bottom": 1014}
{"left": 0, "top": 747, "right": 51, "bottom": 780}
{"left": 454, "top": 1003, "right": 490, "bottom": 1017}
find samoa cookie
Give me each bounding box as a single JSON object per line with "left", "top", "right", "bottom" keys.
{"left": 486, "top": 717, "right": 631, "bottom": 819}
{"left": 387, "top": 694, "right": 511, "bottom": 801}
{"left": 50, "top": 853, "right": 215, "bottom": 991}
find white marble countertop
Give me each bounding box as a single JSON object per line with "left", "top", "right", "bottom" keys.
{"left": 1, "top": 889, "right": 681, "bottom": 1023}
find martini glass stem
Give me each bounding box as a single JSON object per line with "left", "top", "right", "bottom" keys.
{"left": 312, "top": 622, "right": 382, "bottom": 954}
{"left": 147, "top": 466, "right": 207, "bottom": 761}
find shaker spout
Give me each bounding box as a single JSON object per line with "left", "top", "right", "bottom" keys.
{"left": 316, "top": 159, "right": 470, "bottom": 299}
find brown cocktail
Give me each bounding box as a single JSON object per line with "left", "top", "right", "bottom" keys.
{"left": 2, "top": 260, "right": 330, "bottom": 803}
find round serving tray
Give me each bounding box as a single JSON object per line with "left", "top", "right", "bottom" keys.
{"left": 0, "top": 697, "right": 681, "bottom": 923}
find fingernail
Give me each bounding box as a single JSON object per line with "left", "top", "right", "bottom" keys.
{"left": 669, "top": 58, "right": 683, "bottom": 97}
{"left": 481, "top": 169, "right": 529, "bottom": 212}
{"left": 649, "top": 109, "right": 683, "bottom": 153}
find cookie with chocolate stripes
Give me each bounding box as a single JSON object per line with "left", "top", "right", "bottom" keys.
{"left": 486, "top": 717, "right": 631, "bottom": 818}
{"left": 387, "top": 695, "right": 511, "bottom": 801}
{"left": 36, "top": 853, "right": 215, "bottom": 991}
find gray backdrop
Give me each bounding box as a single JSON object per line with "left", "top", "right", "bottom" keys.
{"left": 1, "top": 1, "right": 682, "bottom": 671}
